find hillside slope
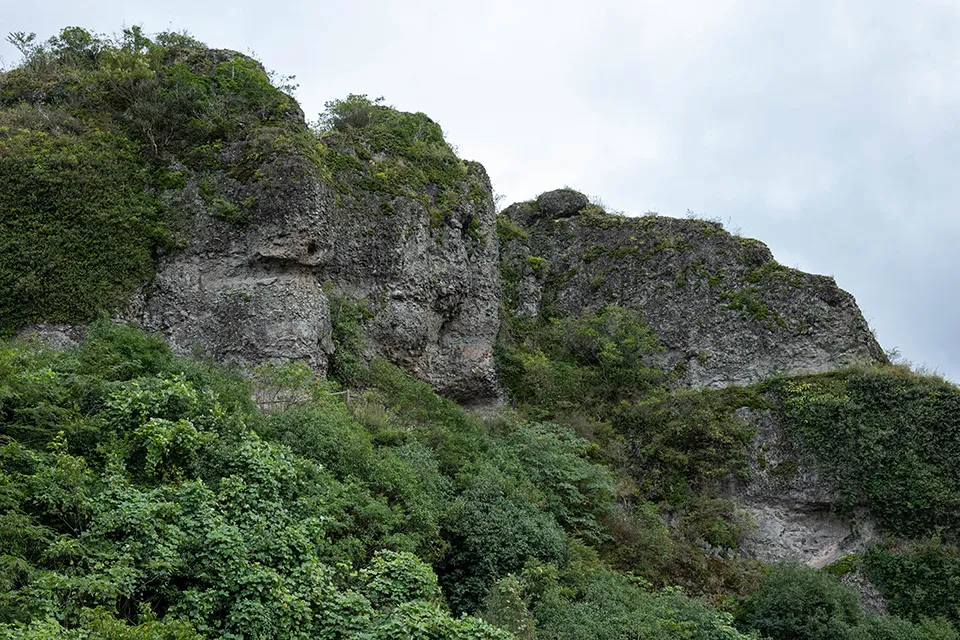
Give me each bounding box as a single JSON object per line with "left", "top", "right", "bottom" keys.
{"left": 2, "top": 26, "right": 960, "bottom": 640}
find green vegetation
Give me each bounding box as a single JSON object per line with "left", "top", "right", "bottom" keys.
{"left": 0, "top": 324, "right": 515, "bottom": 636}
{"left": 721, "top": 287, "right": 771, "bottom": 322}
{"left": 576, "top": 203, "right": 626, "bottom": 229}
{"left": 496, "top": 305, "right": 667, "bottom": 414}
{"left": 0, "top": 26, "right": 320, "bottom": 333}
{"left": 316, "top": 94, "right": 488, "bottom": 229}
{"left": 481, "top": 545, "right": 755, "bottom": 640}
{"left": 0, "top": 323, "right": 780, "bottom": 638}
{"left": 496, "top": 215, "right": 529, "bottom": 245}
{"left": 765, "top": 367, "right": 960, "bottom": 539}
{"left": 6, "top": 22, "right": 960, "bottom": 640}
{"left": 0, "top": 109, "right": 163, "bottom": 330}
{"left": 865, "top": 541, "right": 960, "bottom": 628}
{"left": 495, "top": 236, "right": 960, "bottom": 635}
{"left": 495, "top": 305, "right": 765, "bottom": 598}
{"left": 326, "top": 289, "right": 372, "bottom": 385}
{"left": 738, "top": 563, "right": 958, "bottom": 640}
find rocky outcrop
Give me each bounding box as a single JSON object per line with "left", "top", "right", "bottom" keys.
{"left": 722, "top": 406, "right": 886, "bottom": 612}
{"left": 312, "top": 159, "right": 501, "bottom": 402}
{"left": 500, "top": 189, "right": 885, "bottom": 389}
{"left": 140, "top": 111, "right": 501, "bottom": 402}
{"left": 139, "top": 139, "right": 336, "bottom": 373}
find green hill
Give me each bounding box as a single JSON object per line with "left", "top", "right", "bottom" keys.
{"left": 2, "top": 26, "right": 960, "bottom": 640}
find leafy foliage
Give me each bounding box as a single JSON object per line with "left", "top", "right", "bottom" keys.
{"left": 496, "top": 305, "right": 667, "bottom": 414}
{"left": 0, "top": 323, "right": 846, "bottom": 638}
{"left": 326, "top": 290, "right": 372, "bottom": 385}
{"left": 316, "top": 93, "right": 487, "bottom": 228}
{"left": 0, "top": 107, "right": 162, "bottom": 331}
{"left": 486, "top": 544, "right": 756, "bottom": 640}
{"left": 766, "top": 366, "right": 960, "bottom": 538}
{"left": 613, "top": 387, "right": 761, "bottom": 507}
{"left": 0, "top": 328, "right": 513, "bottom": 637}
{"left": 495, "top": 303, "right": 762, "bottom": 598}
{"left": 7, "top": 21, "right": 960, "bottom": 640}
{"left": 865, "top": 541, "right": 960, "bottom": 628}
{"left": 737, "top": 563, "right": 958, "bottom": 640}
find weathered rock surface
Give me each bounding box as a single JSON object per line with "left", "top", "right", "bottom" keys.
{"left": 312, "top": 160, "right": 501, "bottom": 402}
{"left": 728, "top": 408, "right": 878, "bottom": 568}
{"left": 721, "top": 406, "right": 886, "bottom": 611}
{"left": 500, "top": 189, "right": 886, "bottom": 389}
{"left": 141, "top": 153, "right": 335, "bottom": 373}
{"left": 141, "top": 141, "right": 501, "bottom": 402}
{"left": 14, "top": 323, "right": 87, "bottom": 350}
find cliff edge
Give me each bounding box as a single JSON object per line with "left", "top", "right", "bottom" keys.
{"left": 499, "top": 189, "right": 885, "bottom": 389}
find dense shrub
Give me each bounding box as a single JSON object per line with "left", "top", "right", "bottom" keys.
{"left": 487, "top": 544, "right": 756, "bottom": 640}
{"left": 496, "top": 305, "right": 667, "bottom": 414}
{"left": 613, "top": 386, "right": 760, "bottom": 506}
{"left": 316, "top": 93, "right": 484, "bottom": 227}
{"left": 738, "top": 563, "right": 864, "bottom": 639}
{"left": 865, "top": 541, "right": 960, "bottom": 627}
{"left": 737, "top": 563, "right": 957, "bottom": 640}
{"left": 1, "top": 323, "right": 815, "bottom": 637}
{"left": 325, "top": 290, "right": 372, "bottom": 385}
{"left": 0, "top": 108, "right": 162, "bottom": 331}
{"left": 0, "top": 329, "right": 509, "bottom": 637}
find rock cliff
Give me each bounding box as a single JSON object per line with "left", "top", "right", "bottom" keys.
{"left": 140, "top": 97, "right": 501, "bottom": 402}
{"left": 5, "top": 29, "right": 960, "bottom": 632}
{"left": 729, "top": 407, "right": 877, "bottom": 568}
{"left": 499, "top": 189, "right": 885, "bottom": 389}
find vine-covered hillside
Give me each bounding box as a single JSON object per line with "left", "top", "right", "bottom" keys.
{"left": 2, "top": 26, "right": 960, "bottom": 640}
{"left": 1, "top": 323, "right": 766, "bottom": 639}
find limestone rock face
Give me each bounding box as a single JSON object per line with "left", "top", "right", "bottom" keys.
{"left": 141, "top": 163, "right": 334, "bottom": 372}
{"left": 500, "top": 190, "right": 885, "bottom": 388}
{"left": 310, "top": 161, "right": 502, "bottom": 402}
{"left": 141, "top": 153, "right": 501, "bottom": 402}
{"left": 727, "top": 408, "right": 878, "bottom": 568}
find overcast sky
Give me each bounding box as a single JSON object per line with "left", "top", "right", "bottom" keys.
{"left": 3, "top": 1, "right": 958, "bottom": 382}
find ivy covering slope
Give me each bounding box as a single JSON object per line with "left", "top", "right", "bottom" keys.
{"left": 762, "top": 368, "right": 960, "bottom": 629}
{"left": 0, "top": 26, "right": 319, "bottom": 333}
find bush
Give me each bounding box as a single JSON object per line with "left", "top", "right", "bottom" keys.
{"left": 736, "top": 563, "right": 958, "bottom": 640}
{"left": 509, "top": 544, "right": 755, "bottom": 640}
{"left": 865, "top": 541, "right": 960, "bottom": 628}
{"left": 438, "top": 467, "right": 568, "bottom": 614}
{"left": 738, "top": 563, "right": 863, "bottom": 640}
{"left": 496, "top": 305, "right": 667, "bottom": 415}
{"left": 316, "top": 94, "right": 483, "bottom": 228}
